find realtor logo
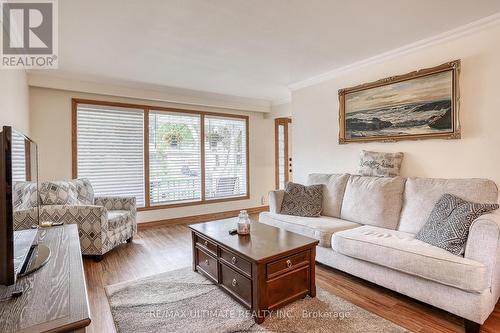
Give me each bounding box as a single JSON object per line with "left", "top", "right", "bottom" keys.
{"left": 1, "top": 0, "right": 58, "bottom": 68}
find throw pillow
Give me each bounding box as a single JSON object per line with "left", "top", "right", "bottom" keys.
{"left": 280, "top": 182, "right": 323, "bottom": 217}
{"left": 39, "top": 181, "right": 80, "bottom": 206}
{"left": 415, "top": 193, "right": 499, "bottom": 255}
{"left": 358, "top": 150, "right": 404, "bottom": 177}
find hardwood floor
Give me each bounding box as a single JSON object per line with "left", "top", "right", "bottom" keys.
{"left": 83, "top": 223, "right": 500, "bottom": 333}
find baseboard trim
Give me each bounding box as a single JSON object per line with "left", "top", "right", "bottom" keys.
{"left": 137, "top": 205, "right": 269, "bottom": 230}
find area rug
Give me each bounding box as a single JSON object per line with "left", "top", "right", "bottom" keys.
{"left": 105, "top": 267, "right": 409, "bottom": 333}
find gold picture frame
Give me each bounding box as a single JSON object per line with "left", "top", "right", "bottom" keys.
{"left": 339, "top": 60, "right": 461, "bottom": 144}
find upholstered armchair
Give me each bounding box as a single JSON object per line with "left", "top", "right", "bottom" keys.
{"left": 13, "top": 179, "right": 137, "bottom": 260}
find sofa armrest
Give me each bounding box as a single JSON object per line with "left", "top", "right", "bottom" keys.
{"left": 94, "top": 196, "right": 136, "bottom": 212}
{"left": 13, "top": 207, "right": 39, "bottom": 230}
{"left": 39, "top": 204, "right": 109, "bottom": 256}
{"left": 39, "top": 204, "right": 107, "bottom": 227}
{"left": 268, "top": 190, "right": 285, "bottom": 214}
{"left": 465, "top": 212, "right": 500, "bottom": 289}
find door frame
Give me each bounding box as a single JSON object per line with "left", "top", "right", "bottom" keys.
{"left": 274, "top": 118, "right": 292, "bottom": 189}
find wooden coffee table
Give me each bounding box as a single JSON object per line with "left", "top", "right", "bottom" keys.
{"left": 189, "top": 219, "right": 319, "bottom": 323}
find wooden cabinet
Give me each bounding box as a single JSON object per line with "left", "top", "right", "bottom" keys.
{"left": 190, "top": 222, "right": 318, "bottom": 324}
{"left": 0, "top": 225, "right": 91, "bottom": 332}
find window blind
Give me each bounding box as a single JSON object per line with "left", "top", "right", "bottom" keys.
{"left": 204, "top": 116, "right": 247, "bottom": 199}
{"left": 11, "top": 132, "right": 26, "bottom": 182}
{"left": 149, "top": 111, "right": 201, "bottom": 205}
{"left": 76, "top": 105, "right": 145, "bottom": 206}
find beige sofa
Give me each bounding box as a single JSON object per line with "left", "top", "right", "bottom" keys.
{"left": 259, "top": 174, "right": 500, "bottom": 333}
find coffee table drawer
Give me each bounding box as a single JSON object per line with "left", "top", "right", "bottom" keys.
{"left": 196, "top": 248, "right": 218, "bottom": 282}
{"left": 220, "top": 263, "right": 252, "bottom": 307}
{"left": 220, "top": 247, "right": 251, "bottom": 277}
{"left": 267, "top": 250, "right": 310, "bottom": 279}
{"left": 267, "top": 265, "right": 310, "bottom": 309}
{"left": 195, "top": 233, "right": 217, "bottom": 255}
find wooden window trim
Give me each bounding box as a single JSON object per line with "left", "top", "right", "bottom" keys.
{"left": 72, "top": 98, "right": 250, "bottom": 211}
{"left": 274, "top": 118, "right": 291, "bottom": 190}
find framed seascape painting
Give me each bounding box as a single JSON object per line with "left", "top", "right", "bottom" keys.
{"left": 338, "top": 60, "right": 461, "bottom": 143}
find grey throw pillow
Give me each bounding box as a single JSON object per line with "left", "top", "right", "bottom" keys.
{"left": 359, "top": 150, "right": 404, "bottom": 177}
{"left": 415, "top": 193, "right": 499, "bottom": 256}
{"left": 280, "top": 182, "right": 323, "bottom": 217}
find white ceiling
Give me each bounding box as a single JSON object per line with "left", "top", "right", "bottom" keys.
{"left": 37, "top": 0, "right": 500, "bottom": 103}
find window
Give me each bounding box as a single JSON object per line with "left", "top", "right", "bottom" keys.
{"left": 73, "top": 100, "right": 249, "bottom": 210}
{"left": 205, "top": 116, "right": 247, "bottom": 199}
{"left": 149, "top": 111, "right": 201, "bottom": 205}
{"left": 75, "top": 104, "right": 145, "bottom": 206}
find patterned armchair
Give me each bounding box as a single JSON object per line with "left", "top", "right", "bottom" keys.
{"left": 13, "top": 179, "right": 137, "bottom": 260}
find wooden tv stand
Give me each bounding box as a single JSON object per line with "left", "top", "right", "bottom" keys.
{"left": 0, "top": 225, "right": 91, "bottom": 332}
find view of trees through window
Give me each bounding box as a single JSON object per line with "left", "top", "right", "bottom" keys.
{"left": 149, "top": 111, "right": 201, "bottom": 205}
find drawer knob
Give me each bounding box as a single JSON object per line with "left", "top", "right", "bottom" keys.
{"left": 231, "top": 278, "right": 238, "bottom": 287}
{"left": 204, "top": 259, "right": 209, "bottom": 266}
{"left": 204, "top": 240, "right": 208, "bottom": 247}
{"left": 231, "top": 256, "right": 237, "bottom": 264}
{"left": 286, "top": 259, "right": 292, "bottom": 268}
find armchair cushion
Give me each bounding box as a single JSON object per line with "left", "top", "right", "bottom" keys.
{"left": 71, "top": 178, "right": 94, "bottom": 205}
{"left": 39, "top": 181, "right": 79, "bottom": 205}
{"left": 13, "top": 181, "right": 38, "bottom": 210}
{"left": 107, "top": 210, "right": 131, "bottom": 230}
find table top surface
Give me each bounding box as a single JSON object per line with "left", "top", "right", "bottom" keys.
{"left": 0, "top": 225, "right": 91, "bottom": 333}
{"left": 189, "top": 218, "right": 318, "bottom": 263}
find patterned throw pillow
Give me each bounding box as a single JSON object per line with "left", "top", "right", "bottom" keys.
{"left": 280, "top": 182, "right": 323, "bottom": 217}
{"left": 12, "top": 181, "right": 38, "bottom": 210}
{"left": 358, "top": 150, "right": 404, "bottom": 177}
{"left": 39, "top": 181, "right": 80, "bottom": 206}
{"left": 415, "top": 193, "right": 499, "bottom": 255}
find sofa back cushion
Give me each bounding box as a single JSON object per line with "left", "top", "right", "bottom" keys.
{"left": 39, "top": 181, "right": 79, "bottom": 205}
{"left": 71, "top": 178, "right": 95, "bottom": 205}
{"left": 398, "top": 178, "right": 498, "bottom": 234}
{"left": 340, "top": 175, "right": 406, "bottom": 229}
{"left": 307, "top": 173, "right": 349, "bottom": 218}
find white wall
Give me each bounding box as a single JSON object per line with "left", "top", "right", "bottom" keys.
{"left": 0, "top": 70, "right": 30, "bottom": 134}
{"left": 291, "top": 24, "right": 500, "bottom": 186}
{"left": 29, "top": 87, "right": 275, "bottom": 223}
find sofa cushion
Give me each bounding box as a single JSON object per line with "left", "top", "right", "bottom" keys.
{"left": 280, "top": 182, "right": 323, "bottom": 217}
{"left": 340, "top": 175, "right": 405, "bottom": 229}
{"left": 398, "top": 178, "right": 498, "bottom": 234}
{"left": 39, "top": 181, "right": 79, "bottom": 205}
{"left": 307, "top": 173, "right": 349, "bottom": 218}
{"left": 332, "top": 225, "right": 488, "bottom": 293}
{"left": 259, "top": 212, "right": 360, "bottom": 247}
{"left": 107, "top": 210, "right": 131, "bottom": 230}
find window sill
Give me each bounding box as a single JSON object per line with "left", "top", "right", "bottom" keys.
{"left": 137, "top": 195, "right": 250, "bottom": 211}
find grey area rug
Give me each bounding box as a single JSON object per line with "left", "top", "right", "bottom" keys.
{"left": 105, "top": 267, "right": 409, "bottom": 333}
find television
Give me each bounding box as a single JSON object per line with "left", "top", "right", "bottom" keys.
{"left": 0, "top": 126, "right": 49, "bottom": 289}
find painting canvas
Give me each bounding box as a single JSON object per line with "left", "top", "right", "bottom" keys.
{"left": 339, "top": 61, "right": 460, "bottom": 143}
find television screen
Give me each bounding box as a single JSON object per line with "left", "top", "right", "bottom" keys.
{"left": 0, "top": 126, "right": 39, "bottom": 286}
